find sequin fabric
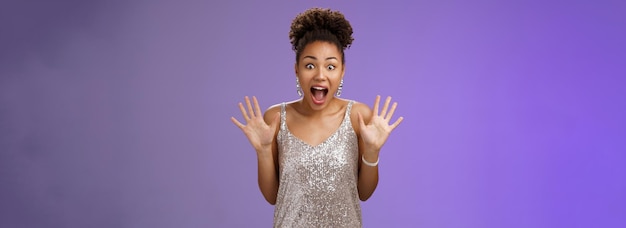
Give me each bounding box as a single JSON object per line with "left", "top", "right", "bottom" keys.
{"left": 273, "top": 101, "right": 361, "bottom": 228}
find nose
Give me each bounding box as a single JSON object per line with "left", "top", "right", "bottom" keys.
{"left": 313, "top": 68, "right": 326, "bottom": 81}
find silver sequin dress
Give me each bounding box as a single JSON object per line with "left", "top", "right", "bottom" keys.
{"left": 273, "top": 101, "right": 362, "bottom": 228}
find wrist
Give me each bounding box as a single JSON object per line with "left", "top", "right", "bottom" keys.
{"left": 363, "top": 146, "right": 380, "bottom": 155}
{"left": 362, "top": 150, "right": 379, "bottom": 165}
{"left": 361, "top": 155, "right": 379, "bottom": 167}
{"left": 255, "top": 143, "right": 272, "bottom": 152}
{"left": 256, "top": 146, "right": 273, "bottom": 158}
{"left": 362, "top": 151, "right": 379, "bottom": 161}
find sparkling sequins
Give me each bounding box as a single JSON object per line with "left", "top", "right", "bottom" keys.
{"left": 273, "top": 101, "right": 362, "bottom": 228}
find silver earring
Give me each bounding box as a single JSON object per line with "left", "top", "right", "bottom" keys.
{"left": 336, "top": 79, "right": 343, "bottom": 97}
{"left": 296, "top": 78, "right": 303, "bottom": 97}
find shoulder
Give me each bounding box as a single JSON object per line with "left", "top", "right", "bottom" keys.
{"left": 348, "top": 99, "right": 372, "bottom": 134}
{"left": 265, "top": 103, "right": 282, "bottom": 114}
{"left": 263, "top": 100, "right": 301, "bottom": 122}
{"left": 350, "top": 100, "right": 372, "bottom": 120}
{"left": 263, "top": 103, "right": 282, "bottom": 123}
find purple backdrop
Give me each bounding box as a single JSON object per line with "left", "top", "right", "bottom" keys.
{"left": 1, "top": 0, "right": 625, "bottom": 227}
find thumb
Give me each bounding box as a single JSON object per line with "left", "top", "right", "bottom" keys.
{"left": 357, "top": 112, "right": 366, "bottom": 128}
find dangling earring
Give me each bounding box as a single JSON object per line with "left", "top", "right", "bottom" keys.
{"left": 336, "top": 79, "right": 344, "bottom": 97}
{"left": 296, "top": 78, "right": 303, "bottom": 97}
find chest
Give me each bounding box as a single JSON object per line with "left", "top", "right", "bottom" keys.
{"left": 285, "top": 113, "right": 346, "bottom": 147}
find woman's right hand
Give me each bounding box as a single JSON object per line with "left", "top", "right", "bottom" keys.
{"left": 231, "top": 96, "right": 279, "bottom": 152}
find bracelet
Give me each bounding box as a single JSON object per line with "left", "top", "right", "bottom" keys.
{"left": 361, "top": 156, "right": 379, "bottom": 167}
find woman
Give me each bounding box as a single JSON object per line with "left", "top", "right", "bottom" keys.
{"left": 231, "top": 8, "right": 403, "bottom": 227}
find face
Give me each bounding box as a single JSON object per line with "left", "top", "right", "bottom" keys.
{"left": 295, "top": 41, "right": 345, "bottom": 111}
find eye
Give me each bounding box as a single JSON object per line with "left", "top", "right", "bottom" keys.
{"left": 327, "top": 65, "right": 336, "bottom": 70}
{"left": 305, "top": 63, "right": 315, "bottom": 69}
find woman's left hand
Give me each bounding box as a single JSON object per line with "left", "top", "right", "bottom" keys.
{"left": 358, "top": 95, "right": 404, "bottom": 155}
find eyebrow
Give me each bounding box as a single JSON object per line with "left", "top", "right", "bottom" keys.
{"left": 302, "top": 56, "right": 338, "bottom": 61}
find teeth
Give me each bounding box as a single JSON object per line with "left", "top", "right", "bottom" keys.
{"left": 312, "top": 87, "right": 326, "bottom": 90}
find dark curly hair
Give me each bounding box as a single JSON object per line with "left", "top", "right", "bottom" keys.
{"left": 289, "top": 8, "right": 354, "bottom": 63}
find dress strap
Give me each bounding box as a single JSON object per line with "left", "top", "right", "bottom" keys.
{"left": 280, "top": 102, "right": 287, "bottom": 131}
{"left": 344, "top": 100, "right": 354, "bottom": 119}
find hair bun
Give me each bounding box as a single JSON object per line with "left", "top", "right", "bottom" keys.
{"left": 289, "top": 8, "right": 354, "bottom": 51}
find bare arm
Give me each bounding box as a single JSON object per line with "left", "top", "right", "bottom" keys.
{"left": 255, "top": 141, "right": 279, "bottom": 204}
{"left": 231, "top": 96, "right": 280, "bottom": 205}
{"left": 257, "top": 105, "right": 280, "bottom": 204}
{"left": 357, "top": 133, "right": 380, "bottom": 201}
{"left": 354, "top": 96, "right": 404, "bottom": 201}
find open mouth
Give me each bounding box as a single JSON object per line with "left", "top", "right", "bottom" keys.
{"left": 311, "top": 86, "right": 328, "bottom": 104}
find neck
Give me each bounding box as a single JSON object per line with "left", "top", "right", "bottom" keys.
{"left": 296, "top": 97, "right": 342, "bottom": 117}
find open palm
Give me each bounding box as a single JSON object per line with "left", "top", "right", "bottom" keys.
{"left": 231, "top": 96, "right": 279, "bottom": 151}
{"left": 358, "top": 95, "right": 404, "bottom": 152}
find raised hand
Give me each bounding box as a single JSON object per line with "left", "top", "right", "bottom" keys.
{"left": 358, "top": 95, "right": 404, "bottom": 154}
{"left": 231, "top": 96, "right": 279, "bottom": 152}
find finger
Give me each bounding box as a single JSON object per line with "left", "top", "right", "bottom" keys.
{"left": 390, "top": 116, "right": 404, "bottom": 130}
{"left": 372, "top": 95, "right": 380, "bottom": 117}
{"left": 380, "top": 96, "right": 391, "bottom": 118}
{"left": 245, "top": 96, "right": 255, "bottom": 118}
{"left": 385, "top": 102, "right": 398, "bottom": 120}
{"left": 253, "top": 96, "right": 262, "bottom": 118}
{"left": 231, "top": 116, "right": 245, "bottom": 129}
{"left": 238, "top": 102, "right": 250, "bottom": 120}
